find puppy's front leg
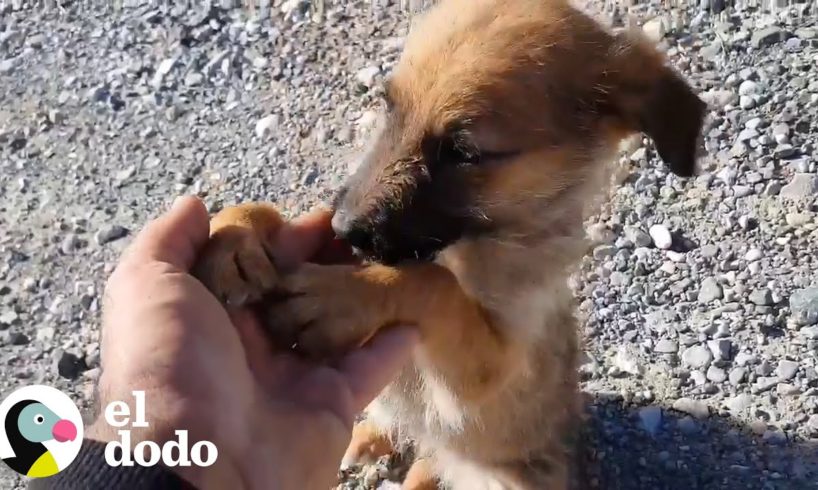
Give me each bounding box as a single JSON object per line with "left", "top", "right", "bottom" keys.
{"left": 267, "top": 262, "right": 519, "bottom": 401}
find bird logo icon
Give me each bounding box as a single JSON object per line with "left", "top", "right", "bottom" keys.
{"left": 0, "top": 385, "right": 83, "bottom": 478}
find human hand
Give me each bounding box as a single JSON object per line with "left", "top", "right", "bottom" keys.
{"left": 92, "top": 196, "right": 417, "bottom": 490}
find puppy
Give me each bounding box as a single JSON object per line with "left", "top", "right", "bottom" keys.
{"left": 193, "top": 0, "right": 706, "bottom": 488}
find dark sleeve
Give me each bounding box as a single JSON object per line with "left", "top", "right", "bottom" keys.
{"left": 28, "top": 439, "right": 196, "bottom": 490}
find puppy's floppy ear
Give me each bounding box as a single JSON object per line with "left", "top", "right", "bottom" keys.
{"left": 603, "top": 33, "right": 706, "bottom": 177}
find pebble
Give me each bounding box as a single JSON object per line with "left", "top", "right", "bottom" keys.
{"left": 780, "top": 173, "right": 818, "bottom": 198}
{"left": 8, "top": 332, "right": 29, "bottom": 345}
{"left": 255, "top": 115, "right": 279, "bottom": 139}
{"left": 749, "top": 288, "right": 774, "bottom": 306}
{"left": 682, "top": 345, "right": 713, "bottom": 369}
{"left": 698, "top": 277, "right": 723, "bottom": 303}
{"left": 707, "top": 339, "right": 732, "bottom": 361}
{"left": 0, "top": 310, "right": 19, "bottom": 327}
{"left": 751, "top": 26, "right": 788, "bottom": 48}
{"left": 790, "top": 287, "right": 818, "bottom": 325}
{"left": 725, "top": 394, "right": 753, "bottom": 414}
{"left": 744, "top": 248, "right": 762, "bottom": 262}
{"left": 672, "top": 398, "right": 710, "bottom": 419}
{"left": 55, "top": 351, "right": 86, "bottom": 379}
{"left": 706, "top": 365, "right": 726, "bottom": 383}
{"left": 625, "top": 227, "right": 652, "bottom": 248}
{"left": 653, "top": 339, "right": 678, "bottom": 354}
{"left": 356, "top": 65, "right": 381, "bottom": 88}
{"left": 729, "top": 367, "right": 747, "bottom": 386}
{"left": 638, "top": 406, "right": 663, "bottom": 435}
{"left": 648, "top": 224, "right": 672, "bottom": 249}
{"left": 776, "top": 360, "right": 799, "bottom": 381}
{"left": 738, "top": 80, "right": 760, "bottom": 96}
{"left": 94, "top": 225, "right": 128, "bottom": 245}
{"left": 61, "top": 233, "right": 81, "bottom": 254}
{"left": 614, "top": 346, "right": 641, "bottom": 375}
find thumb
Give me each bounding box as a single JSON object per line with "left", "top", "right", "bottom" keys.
{"left": 337, "top": 326, "right": 419, "bottom": 413}
{"left": 123, "top": 196, "right": 210, "bottom": 271}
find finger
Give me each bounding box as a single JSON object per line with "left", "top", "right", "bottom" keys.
{"left": 124, "top": 196, "right": 210, "bottom": 271}
{"left": 337, "top": 326, "right": 418, "bottom": 412}
{"left": 272, "top": 207, "right": 334, "bottom": 270}
{"left": 231, "top": 308, "right": 312, "bottom": 391}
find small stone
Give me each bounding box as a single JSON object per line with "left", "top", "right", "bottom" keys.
{"left": 184, "top": 71, "right": 204, "bottom": 87}
{"left": 781, "top": 174, "right": 818, "bottom": 198}
{"left": 55, "top": 351, "right": 87, "bottom": 379}
{"left": 642, "top": 17, "right": 666, "bottom": 42}
{"left": 37, "top": 326, "right": 55, "bottom": 342}
{"left": 654, "top": 339, "right": 678, "bottom": 354}
{"left": 676, "top": 416, "right": 699, "bottom": 434}
{"left": 356, "top": 66, "right": 381, "bottom": 88}
{"left": 744, "top": 248, "right": 762, "bottom": 262}
{"left": 786, "top": 213, "right": 812, "bottom": 227}
{"left": 8, "top": 332, "right": 29, "bottom": 345}
{"left": 700, "top": 244, "right": 719, "bottom": 258}
{"left": 725, "top": 394, "right": 753, "bottom": 413}
{"left": 672, "top": 398, "right": 710, "bottom": 419}
{"left": 625, "top": 227, "right": 652, "bottom": 248}
{"left": 0, "top": 310, "right": 19, "bottom": 327}
{"left": 757, "top": 360, "right": 774, "bottom": 377}
{"left": 735, "top": 352, "right": 757, "bottom": 366}
{"left": 592, "top": 245, "right": 616, "bottom": 260}
{"left": 762, "top": 430, "right": 787, "bottom": 445}
{"left": 774, "top": 145, "right": 797, "bottom": 159}
{"left": 614, "top": 346, "right": 642, "bottom": 376}
{"left": 587, "top": 223, "right": 615, "bottom": 244}
{"left": 61, "top": 234, "right": 80, "bottom": 254}
{"left": 729, "top": 367, "right": 747, "bottom": 386}
{"left": 791, "top": 287, "right": 818, "bottom": 325}
{"left": 776, "top": 360, "right": 799, "bottom": 381}
{"left": 638, "top": 406, "right": 663, "bottom": 435}
{"left": 707, "top": 339, "right": 732, "bottom": 361}
{"left": 739, "top": 96, "right": 755, "bottom": 110}
{"left": 151, "top": 58, "right": 176, "bottom": 87}
{"left": 751, "top": 26, "right": 789, "bottom": 48}
{"left": 750, "top": 288, "right": 774, "bottom": 306}
{"left": 800, "top": 326, "right": 818, "bottom": 339}
{"left": 706, "top": 365, "right": 726, "bottom": 383}
{"left": 95, "top": 225, "right": 128, "bottom": 245}
{"left": 649, "top": 224, "right": 673, "bottom": 250}
{"left": 690, "top": 370, "right": 707, "bottom": 386}
{"left": 255, "top": 114, "right": 279, "bottom": 139}
{"left": 0, "top": 57, "right": 18, "bottom": 74}
{"left": 698, "top": 277, "right": 723, "bottom": 303}
{"left": 738, "top": 80, "right": 760, "bottom": 96}
{"left": 682, "top": 345, "right": 713, "bottom": 369}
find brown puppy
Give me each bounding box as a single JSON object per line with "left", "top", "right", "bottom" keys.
{"left": 193, "top": 0, "right": 706, "bottom": 488}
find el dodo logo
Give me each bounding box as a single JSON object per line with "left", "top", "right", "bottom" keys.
{"left": 0, "top": 385, "right": 82, "bottom": 478}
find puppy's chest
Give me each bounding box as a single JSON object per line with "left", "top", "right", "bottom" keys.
{"left": 372, "top": 365, "right": 477, "bottom": 442}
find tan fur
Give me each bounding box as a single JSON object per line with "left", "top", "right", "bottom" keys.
{"left": 193, "top": 0, "right": 704, "bottom": 488}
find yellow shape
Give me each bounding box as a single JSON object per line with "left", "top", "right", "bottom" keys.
{"left": 27, "top": 451, "right": 60, "bottom": 478}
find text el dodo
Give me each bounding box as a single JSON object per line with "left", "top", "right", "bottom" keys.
{"left": 103, "top": 391, "right": 217, "bottom": 468}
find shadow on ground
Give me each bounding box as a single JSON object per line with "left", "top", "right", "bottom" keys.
{"left": 578, "top": 393, "right": 818, "bottom": 490}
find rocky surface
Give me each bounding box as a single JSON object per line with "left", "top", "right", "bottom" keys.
{"left": 1, "top": 0, "right": 817, "bottom": 489}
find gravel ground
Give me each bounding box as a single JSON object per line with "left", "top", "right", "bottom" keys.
{"left": 1, "top": 0, "right": 818, "bottom": 489}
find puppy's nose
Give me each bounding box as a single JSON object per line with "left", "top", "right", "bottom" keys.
{"left": 331, "top": 211, "right": 373, "bottom": 250}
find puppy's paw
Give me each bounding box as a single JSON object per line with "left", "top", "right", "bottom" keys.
{"left": 261, "top": 264, "right": 391, "bottom": 358}
{"left": 341, "top": 420, "right": 394, "bottom": 469}
{"left": 193, "top": 204, "right": 284, "bottom": 306}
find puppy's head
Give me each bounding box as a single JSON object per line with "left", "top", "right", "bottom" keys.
{"left": 333, "top": 0, "right": 706, "bottom": 264}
